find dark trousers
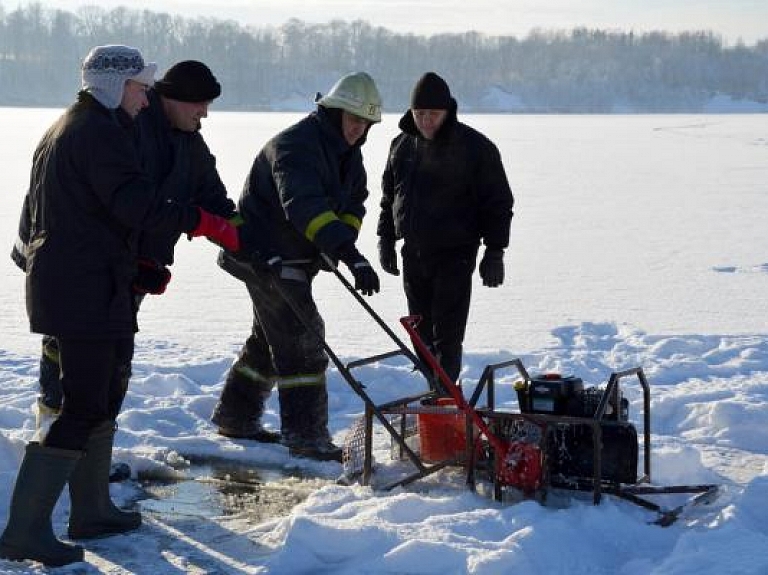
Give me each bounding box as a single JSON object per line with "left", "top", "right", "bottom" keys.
{"left": 44, "top": 337, "right": 134, "bottom": 451}
{"left": 38, "top": 295, "right": 143, "bottom": 411}
{"left": 243, "top": 265, "right": 328, "bottom": 380}
{"left": 215, "top": 253, "right": 332, "bottom": 438}
{"left": 402, "top": 244, "right": 478, "bottom": 383}
{"left": 221, "top": 263, "right": 331, "bottom": 439}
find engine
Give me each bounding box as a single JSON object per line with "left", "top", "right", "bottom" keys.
{"left": 495, "top": 373, "right": 638, "bottom": 490}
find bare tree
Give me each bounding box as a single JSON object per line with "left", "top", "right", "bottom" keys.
{"left": 0, "top": 2, "right": 766, "bottom": 111}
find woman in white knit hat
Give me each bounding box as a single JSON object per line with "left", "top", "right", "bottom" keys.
{"left": 0, "top": 45, "right": 240, "bottom": 568}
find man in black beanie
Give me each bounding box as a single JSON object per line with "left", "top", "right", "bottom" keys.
{"left": 377, "top": 71, "right": 514, "bottom": 386}
{"left": 136, "top": 60, "right": 238, "bottom": 278}
{"left": 153, "top": 60, "right": 222, "bottom": 131}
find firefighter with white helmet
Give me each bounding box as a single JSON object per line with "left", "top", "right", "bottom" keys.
{"left": 317, "top": 71, "right": 382, "bottom": 123}
{"left": 212, "top": 72, "right": 382, "bottom": 461}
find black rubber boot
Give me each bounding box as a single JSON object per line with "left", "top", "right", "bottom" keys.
{"left": 279, "top": 385, "right": 342, "bottom": 462}
{"left": 67, "top": 421, "right": 141, "bottom": 539}
{"left": 0, "top": 443, "right": 84, "bottom": 567}
{"left": 211, "top": 367, "right": 280, "bottom": 442}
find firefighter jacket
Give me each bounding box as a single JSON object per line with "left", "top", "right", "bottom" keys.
{"left": 21, "top": 92, "right": 198, "bottom": 339}
{"left": 135, "top": 90, "right": 235, "bottom": 265}
{"left": 377, "top": 102, "right": 514, "bottom": 257}
{"left": 235, "top": 106, "right": 368, "bottom": 265}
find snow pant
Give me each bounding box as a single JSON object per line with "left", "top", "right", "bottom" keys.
{"left": 43, "top": 337, "right": 134, "bottom": 451}
{"left": 211, "top": 330, "right": 277, "bottom": 435}
{"left": 401, "top": 244, "right": 478, "bottom": 384}
{"left": 215, "top": 262, "right": 332, "bottom": 442}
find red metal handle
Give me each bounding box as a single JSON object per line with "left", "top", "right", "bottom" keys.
{"left": 399, "top": 315, "right": 507, "bottom": 454}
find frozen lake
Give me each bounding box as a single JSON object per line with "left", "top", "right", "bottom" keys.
{"left": 2, "top": 107, "right": 768, "bottom": 574}
{"left": 1, "top": 108, "right": 767, "bottom": 363}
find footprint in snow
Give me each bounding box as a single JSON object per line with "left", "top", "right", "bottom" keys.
{"left": 713, "top": 264, "right": 768, "bottom": 274}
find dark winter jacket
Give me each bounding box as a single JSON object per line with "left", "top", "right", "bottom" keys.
{"left": 135, "top": 90, "right": 235, "bottom": 265}
{"left": 23, "top": 92, "right": 199, "bottom": 338}
{"left": 377, "top": 102, "right": 514, "bottom": 257}
{"left": 12, "top": 91, "right": 235, "bottom": 271}
{"left": 235, "top": 106, "right": 369, "bottom": 264}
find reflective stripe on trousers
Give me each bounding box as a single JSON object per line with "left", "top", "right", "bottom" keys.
{"left": 275, "top": 372, "right": 326, "bottom": 390}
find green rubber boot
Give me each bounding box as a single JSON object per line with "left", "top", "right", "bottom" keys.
{"left": 67, "top": 421, "right": 141, "bottom": 539}
{"left": 0, "top": 443, "right": 84, "bottom": 567}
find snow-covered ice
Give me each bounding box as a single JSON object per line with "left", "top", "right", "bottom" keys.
{"left": 0, "top": 110, "right": 767, "bottom": 573}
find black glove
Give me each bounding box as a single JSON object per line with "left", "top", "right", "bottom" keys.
{"left": 378, "top": 238, "right": 400, "bottom": 276}
{"left": 479, "top": 248, "right": 505, "bottom": 288}
{"left": 133, "top": 258, "right": 171, "bottom": 295}
{"left": 338, "top": 245, "right": 380, "bottom": 296}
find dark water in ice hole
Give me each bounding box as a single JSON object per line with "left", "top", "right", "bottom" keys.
{"left": 135, "top": 456, "right": 333, "bottom": 522}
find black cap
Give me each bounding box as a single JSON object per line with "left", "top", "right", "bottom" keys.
{"left": 410, "top": 72, "right": 452, "bottom": 110}
{"left": 154, "top": 60, "right": 221, "bottom": 102}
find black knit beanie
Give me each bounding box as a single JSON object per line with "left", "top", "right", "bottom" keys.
{"left": 410, "top": 72, "right": 452, "bottom": 109}
{"left": 154, "top": 60, "right": 221, "bottom": 102}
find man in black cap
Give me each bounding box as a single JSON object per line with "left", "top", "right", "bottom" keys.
{"left": 135, "top": 60, "right": 237, "bottom": 291}
{"left": 12, "top": 59, "right": 239, "bottom": 476}
{"left": 377, "top": 72, "right": 514, "bottom": 386}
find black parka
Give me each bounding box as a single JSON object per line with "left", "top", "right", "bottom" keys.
{"left": 378, "top": 102, "right": 514, "bottom": 256}
{"left": 12, "top": 91, "right": 235, "bottom": 271}
{"left": 24, "top": 92, "right": 198, "bottom": 339}
{"left": 136, "top": 90, "right": 235, "bottom": 265}
{"left": 236, "top": 106, "right": 368, "bottom": 263}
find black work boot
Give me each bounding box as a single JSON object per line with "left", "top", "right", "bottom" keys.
{"left": 0, "top": 443, "right": 84, "bottom": 567}
{"left": 283, "top": 434, "right": 343, "bottom": 462}
{"left": 68, "top": 421, "right": 141, "bottom": 539}
{"left": 211, "top": 367, "right": 280, "bottom": 443}
{"left": 279, "top": 385, "right": 342, "bottom": 462}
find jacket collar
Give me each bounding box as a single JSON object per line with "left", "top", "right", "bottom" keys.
{"left": 76, "top": 90, "right": 134, "bottom": 127}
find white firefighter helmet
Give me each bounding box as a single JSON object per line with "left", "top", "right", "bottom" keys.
{"left": 316, "top": 72, "right": 382, "bottom": 123}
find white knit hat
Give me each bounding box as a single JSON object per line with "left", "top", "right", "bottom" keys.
{"left": 81, "top": 44, "right": 157, "bottom": 109}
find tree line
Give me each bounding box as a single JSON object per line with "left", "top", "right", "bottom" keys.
{"left": 1, "top": 2, "right": 767, "bottom": 112}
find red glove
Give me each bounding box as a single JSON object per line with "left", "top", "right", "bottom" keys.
{"left": 189, "top": 208, "right": 240, "bottom": 252}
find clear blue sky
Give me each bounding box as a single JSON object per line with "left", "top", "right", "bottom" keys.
{"left": 23, "top": 0, "right": 768, "bottom": 44}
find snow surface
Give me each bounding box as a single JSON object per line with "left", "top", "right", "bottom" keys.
{"left": 1, "top": 110, "right": 768, "bottom": 574}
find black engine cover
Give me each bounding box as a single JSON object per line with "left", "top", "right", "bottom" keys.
{"left": 548, "top": 421, "right": 638, "bottom": 485}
